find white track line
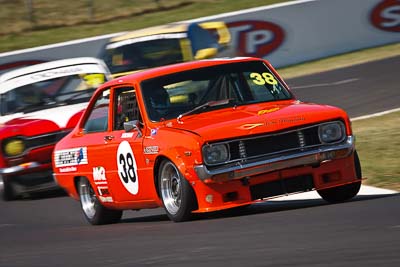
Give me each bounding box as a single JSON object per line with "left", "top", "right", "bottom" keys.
{"left": 291, "top": 78, "right": 359, "bottom": 90}
{"left": 351, "top": 107, "right": 400, "bottom": 121}
{"left": 270, "top": 185, "right": 397, "bottom": 201}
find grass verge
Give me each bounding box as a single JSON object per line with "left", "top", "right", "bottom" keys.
{"left": 353, "top": 111, "right": 400, "bottom": 191}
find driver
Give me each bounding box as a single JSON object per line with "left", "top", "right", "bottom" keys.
{"left": 148, "top": 86, "right": 171, "bottom": 121}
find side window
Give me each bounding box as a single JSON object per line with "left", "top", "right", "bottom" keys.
{"left": 113, "top": 87, "right": 142, "bottom": 130}
{"left": 83, "top": 89, "right": 110, "bottom": 133}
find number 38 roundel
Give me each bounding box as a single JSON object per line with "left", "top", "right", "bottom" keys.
{"left": 117, "top": 141, "right": 139, "bottom": 195}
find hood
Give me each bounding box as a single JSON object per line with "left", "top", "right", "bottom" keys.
{"left": 0, "top": 102, "right": 87, "bottom": 136}
{"left": 163, "top": 101, "right": 348, "bottom": 142}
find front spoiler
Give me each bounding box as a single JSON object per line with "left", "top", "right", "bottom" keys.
{"left": 194, "top": 136, "right": 355, "bottom": 183}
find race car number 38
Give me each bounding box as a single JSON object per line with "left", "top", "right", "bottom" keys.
{"left": 117, "top": 141, "right": 139, "bottom": 195}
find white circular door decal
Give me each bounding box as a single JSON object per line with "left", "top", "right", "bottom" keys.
{"left": 117, "top": 141, "right": 139, "bottom": 195}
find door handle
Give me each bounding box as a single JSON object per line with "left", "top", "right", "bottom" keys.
{"left": 104, "top": 135, "right": 114, "bottom": 142}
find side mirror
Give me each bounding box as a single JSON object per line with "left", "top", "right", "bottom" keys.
{"left": 123, "top": 120, "right": 142, "bottom": 137}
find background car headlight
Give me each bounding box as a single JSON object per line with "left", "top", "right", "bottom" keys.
{"left": 3, "top": 138, "right": 25, "bottom": 157}
{"left": 202, "top": 144, "right": 229, "bottom": 165}
{"left": 319, "top": 122, "right": 345, "bottom": 143}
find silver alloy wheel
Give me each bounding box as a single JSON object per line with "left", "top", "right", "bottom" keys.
{"left": 160, "top": 161, "right": 182, "bottom": 215}
{"left": 79, "top": 178, "right": 97, "bottom": 219}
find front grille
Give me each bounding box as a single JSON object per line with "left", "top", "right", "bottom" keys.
{"left": 226, "top": 125, "right": 321, "bottom": 166}
{"left": 250, "top": 174, "right": 314, "bottom": 200}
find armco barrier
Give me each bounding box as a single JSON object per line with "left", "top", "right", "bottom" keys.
{"left": 0, "top": 0, "right": 399, "bottom": 69}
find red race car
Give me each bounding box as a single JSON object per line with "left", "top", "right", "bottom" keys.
{"left": 53, "top": 57, "right": 362, "bottom": 224}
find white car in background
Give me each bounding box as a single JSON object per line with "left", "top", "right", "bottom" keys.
{"left": 0, "top": 57, "right": 111, "bottom": 200}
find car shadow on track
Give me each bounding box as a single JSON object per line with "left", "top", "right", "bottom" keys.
{"left": 198, "top": 193, "right": 399, "bottom": 221}
{"left": 121, "top": 213, "right": 171, "bottom": 224}
{"left": 16, "top": 188, "right": 68, "bottom": 201}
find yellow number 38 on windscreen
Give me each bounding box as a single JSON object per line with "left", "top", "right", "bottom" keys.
{"left": 250, "top": 72, "right": 278, "bottom": 86}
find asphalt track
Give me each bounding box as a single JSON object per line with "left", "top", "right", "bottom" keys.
{"left": 1, "top": 56, "right": 399, "bottom": 267}
{"left": 287, "top": 55, "right": 400, "bottom": 118}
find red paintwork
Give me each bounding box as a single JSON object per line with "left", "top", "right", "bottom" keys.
{"left": 0, "top": 116, "right": 82, "bottom": 168}
{"left": 65, "top": 110, "right": 85, "bottom": 129}
{"left": 165, "top": 101, "right": 352, "bottom": 140}
{"left": 53, "top": 57, "right": 360, "bottom": 213}
{"left": 2, "top": 118, "right": 60, "bottom": 135}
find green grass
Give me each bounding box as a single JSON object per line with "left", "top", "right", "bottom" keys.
{"left": 352, "top": 111, "right": 400, "bottom": 191}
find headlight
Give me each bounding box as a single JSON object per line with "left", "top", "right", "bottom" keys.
{"left": 319, "top": 122, "right": 345, "bottom": 143}
{"left": 202, "top": 144, "right": 229, "bottom": 165}
{"left": 2, "top": 138, "right": 25, "bottom": 157}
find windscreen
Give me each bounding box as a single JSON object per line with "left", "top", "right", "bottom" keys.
{"left": 140, "top": 60, "right": 293, "bottom": 121}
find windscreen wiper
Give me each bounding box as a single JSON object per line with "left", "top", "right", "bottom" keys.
{"left": 177, "top": 99, "right": 233, "bottom": 122}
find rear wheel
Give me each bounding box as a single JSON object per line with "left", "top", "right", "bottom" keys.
{"left": 0, "top": 175, "right": 16, "bottom": 201}
{"left": 158, "top": 160, "right": 197, "bottom": 222}
{"left": 78, "top": 177, "right": 122, "bottom": 225}
{"left": 317, "top": 151, "right": 362, "bottom": 203}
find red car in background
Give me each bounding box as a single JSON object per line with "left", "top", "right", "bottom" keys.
{"left": 0, "top": 57, "right": 111, "bottom": 200}
{"left": 53, "top": 57, "right": 362, "bottom": 224}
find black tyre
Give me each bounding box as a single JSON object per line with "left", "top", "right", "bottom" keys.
{"left": 317, "top": 150, "right": 362, "bottom": 203}
{"left": 78, "top": 177, "right": 122, "bottom": 225}
{"left": 0, "top": 175, "right": 16, "bottom": 201}
{"left": 158, "top": 160, "right": 197, "bottom": 222}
